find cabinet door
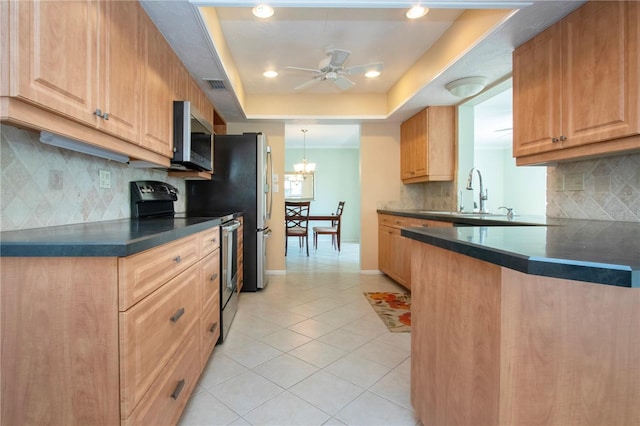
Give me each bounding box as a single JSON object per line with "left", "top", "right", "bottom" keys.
{"left": 140, "top": 10, "right": 173, "bottom": 157}
{"left": 98, "top": 1, "right": 142, "bottom": 143}
{"left": 391, "top": 229, "right": 411, "bottom": 289}
{"left": 378, "top": 225, "right": 393, "bottom": 275}
{"left": 512, "top": 24, "right": 562, "bottom": 157}
{"left": 400, "top": 120, "right": 413, "bottom": 180}
{"left": 561, "top": 1, "right": 639, "bottom": 148}
{"left": 411, "top": 110, "right": 428, "bottom": 178}
{"left": 12, "top": 0, "right": 98, "bottom": 125}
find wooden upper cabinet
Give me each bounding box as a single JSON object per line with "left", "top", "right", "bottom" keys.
{"left": 98, "top": 1, "right": 143, "bottom": 142}
{"left": 140, "top": 10, "right": 174, "bottom": 157}
{"left": 400, "top": 106, "right": 455, "bottom": 184}
{"left": 513, "top": 0, "right": 639, "bottom": 165}
{"left": 561, "top": 1, "right": 638, "bottom": 148}
{"left": 190, "top": 78, "right": 214, "bottom": 127}
{"left": 10, "top": 1, "right": 99, "bottom": 125}
{"left": 512, "top": 24, "right": 562, "bottom": 157}
{"left": 7, "top": 1, "right": 143, "bottom": 143}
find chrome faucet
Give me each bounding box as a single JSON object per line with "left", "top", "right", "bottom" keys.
{"left": 466, "top": 168, "right": 488, "bottom": 213}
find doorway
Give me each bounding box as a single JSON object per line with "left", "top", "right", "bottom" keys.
{"left": 284, "top": 124, "right": 361, "bottom": 267}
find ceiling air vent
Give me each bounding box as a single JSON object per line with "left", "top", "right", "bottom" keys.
{"left": 205, "top": 79, "right": 226, "bottom": 90}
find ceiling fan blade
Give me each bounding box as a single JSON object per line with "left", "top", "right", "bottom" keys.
{"left": 334, "top": 75, "right": 355, "bottom": 90}
{"left": 293, "top": 77, "right": 322, "bottom": 91}
{"left": 329, "top": 49, "right": 351, "bottom": 68}
{"left": 346, "top": 62, "right": 384, "bottom": 75}
{"left": 284, "top": 66, "right": 321, "bottom": 74}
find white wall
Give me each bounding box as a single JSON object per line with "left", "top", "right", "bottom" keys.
{"left": 474, "top": 147, "right": 546, "bottom": 215}
{"left": 285, "top": 148, "right": 360, "bottom": 242}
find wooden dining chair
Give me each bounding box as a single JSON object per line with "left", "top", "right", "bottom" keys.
{"left": 313, "top": 201, "right": 345, "bottom": 252}
{"left": 285, "top": 201, "right": 311, "bottom": 256}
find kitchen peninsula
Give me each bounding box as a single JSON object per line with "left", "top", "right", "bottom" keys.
{"left": 399, "top": 215, "right": 640, "bottom": 426}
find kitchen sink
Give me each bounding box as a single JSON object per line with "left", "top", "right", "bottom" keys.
{"left": 418, "top": 211, "right": 516, "bottom": 217}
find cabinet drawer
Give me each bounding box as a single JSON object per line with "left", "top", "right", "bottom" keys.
{"left": 122, "top": 325, "right": 201, "bottom": 426}
{"left": 199, "top": 226, "right": 220, "bottom": 258}
{"left": 119, "top": 234, "right": 198, "bottom": 310}
{"left": 379, "top": 214, "right": 410, "bottom": 229}
{"left": 119, "top": 265, "right": 200, "bottom": 417}
{"left": 201, "top": 250, "right": 220, "bottom": 315}
{"left": 201, "top": 297, "right": 220, "bottom": 368}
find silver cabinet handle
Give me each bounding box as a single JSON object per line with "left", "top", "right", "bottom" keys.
{"left": 210, "top": 273, "right": 218, "bottom": 281}
{"left": 173, "top": 255, "right": 181, "bottom": 263}
{"left": 559, "top": 135, "right": 566, "bottom": 141}
{"left": 209, "top": 323, "right": 218, "bottom": 333}
{"left": 94, "top": 108, "right": 104, "bottom": 118}
{"left": 103, "top": 112, "right": 109, "bottom": 120}
{"left": 170, "top": 307, "right": 185, "bottom": 323}
{"left": 552, "top": 137, "right": 559, "bottom": 143}
{"left": 171, "top": 379, "right": 186, "bottom": 400}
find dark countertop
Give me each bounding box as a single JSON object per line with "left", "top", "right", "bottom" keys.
{"left": 384, "top": 210, "right": 640, "bottom": 288}
{"left": 0, "top": 216, "right": 228, "bottom": 257}
{"left": 377, "top": 209, "right": 562, "bottom": 226}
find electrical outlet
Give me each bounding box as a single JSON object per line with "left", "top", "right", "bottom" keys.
{"left": 273, "top": 183, "right": 279, "bottom": 193}
{"left": 99, "top": 169, "right": 111, "bottom": 189}
{"left": 565, "top": 173, "right": 585, "bottom": 191}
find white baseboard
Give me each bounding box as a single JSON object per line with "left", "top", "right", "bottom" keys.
{"left": 267, "top": 270, "right": 286, "bottom": 275}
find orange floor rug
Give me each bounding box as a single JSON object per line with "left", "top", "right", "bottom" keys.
{"left": 364, "top": 292, "right": 411, "bottom": 332}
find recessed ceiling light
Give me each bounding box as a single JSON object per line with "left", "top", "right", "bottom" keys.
{"left": 365, "top": 70, "right": 381, "bottom": 78}
{"left": 263, "top": 70, "right": 278, "bottom": 78}
{"left": 252, "top": 4, "right": 274, "bottom": 19}
{"left": 406, "top": 5, "right": 429, "bottom": 19}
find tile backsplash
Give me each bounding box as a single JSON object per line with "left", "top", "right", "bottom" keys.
{"left": 547, "top": 152, "right": 640, "bottom": 221}
{"left": 1, "top": 125, "right": 185, "bottom": 231}
{"left": 379, "top": 152, "right": 639, "bottom": 222}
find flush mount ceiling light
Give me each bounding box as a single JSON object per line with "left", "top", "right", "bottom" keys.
{"left": 445, "top": 76, "right": 488, "bottom": 98}
{"left": 293, "top": 129, "right": 316, "bottom": 174}
{"left": 365, "top": 70, "right": 381, "bottom": 78}
{"left": 263, "top": 70, "right": 278, "bottom": 78}
{"left": 252, "top": 4, "right": 274, "bottom": 18}
{"left": 406, "top": 5, "right": 429, "bottom": 19}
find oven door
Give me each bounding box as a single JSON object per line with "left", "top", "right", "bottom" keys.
{"left": 220, "top": 219, "right": 240, "bottom": 308}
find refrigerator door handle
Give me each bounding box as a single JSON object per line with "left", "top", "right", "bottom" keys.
{"left": 266, "top": 146, "right": 273, "bottom": 220}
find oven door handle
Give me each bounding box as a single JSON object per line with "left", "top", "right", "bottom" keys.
{"left": 221, "top": 220, "right": 241, "bottom": 232}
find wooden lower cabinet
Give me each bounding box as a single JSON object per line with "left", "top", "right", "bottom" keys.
{"left": 378, "top": 213, "right": 452, "bottom": 290}
{"left": 0, "top": 227, "right": 221, "bottom": 425}
{"left": 411, "top": 242, "right": 640, "bottom": 426}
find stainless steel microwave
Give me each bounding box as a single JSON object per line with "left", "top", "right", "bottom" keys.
{"left": 171, "top": 101, "right": 213, "bottom": 172}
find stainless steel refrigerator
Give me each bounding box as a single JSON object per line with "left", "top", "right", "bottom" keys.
{"left": 186, "top": 132, "right": 272, "bottom": 291}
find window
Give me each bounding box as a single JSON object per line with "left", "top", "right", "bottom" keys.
{"left": 284, "top": 172, "right": 315, "bottom": 201}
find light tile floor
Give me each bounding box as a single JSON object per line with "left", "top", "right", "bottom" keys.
{"left": 179, "top": 242, "right": 418, "bottom": 426}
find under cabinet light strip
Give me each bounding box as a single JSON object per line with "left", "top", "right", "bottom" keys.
{"left": 39, "top": 131, "right": 130, "bottom": 163}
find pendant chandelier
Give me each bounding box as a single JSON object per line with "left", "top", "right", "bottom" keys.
{"left": 293, "top": 129, "right": 316, "bottom": 174}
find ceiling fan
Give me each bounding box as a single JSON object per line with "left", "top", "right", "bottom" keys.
{"left": 285, "top": 48, "right": 383, "bottom": 91}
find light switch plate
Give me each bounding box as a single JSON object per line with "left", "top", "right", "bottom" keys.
{"left": 99, "top": 169, "right": 111, "bottom": 189}
{"left": 272, "top": 173, "right": 279, "bottom": 183}
{"left": 273, "top": 183, "right": 279, "bottom": 193}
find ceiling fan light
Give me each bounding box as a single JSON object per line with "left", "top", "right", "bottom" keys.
{"left": 365, "top": 70, "right": 381, "bottom": 78}
{"left": 252, "top": 4, "right": 273, "bottom": 19}
{"left": 263, "top": 70, "right": 278, "bottom": 78}
{"left": 445, "top": 76, "right": 488, "bottom": 98}
{"left": 406, "top": 5, "right": 429, "bottom": 19}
